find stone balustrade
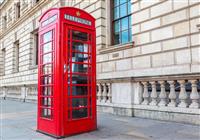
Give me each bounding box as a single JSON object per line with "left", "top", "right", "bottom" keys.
{"left": 140, "top": 79, "right": 200, "bottom": 109}
{"left": 96, "top": 82, "right": 112, "bottom": 103}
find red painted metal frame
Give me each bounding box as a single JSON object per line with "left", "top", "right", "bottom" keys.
{"left": 37, "top": 7, "right": 96, "bottom": 138}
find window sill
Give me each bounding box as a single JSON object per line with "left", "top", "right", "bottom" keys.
{"left": 29, "top": 65, "right": 38, "bottom": 70}
{"left": 99, "top": 42, "right": 134, "bottom": 54}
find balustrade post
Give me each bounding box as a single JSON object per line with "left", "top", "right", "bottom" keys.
{"left": 141, "top": 82, "right": 149, "bottom": 105}
{"left": 178, "top": 80, "right": 188, "bottom": 108}
{"left": 97, "top": 83, "right": 102, "bottom": 102}
{"left": 150, "top": 81, "right": 158, "bottom": 106}
{"left": 102, "top": 83, "right": 107, "bottom": 102}
{"left": 107, "top": 83, "right": 112, "bottom": 103}
{"left": 158, "top": 81, "right": 167, "bottom": 106}
{"left": 189, "top": 80, "right": 199, "bottom": 108}
{"left": 168, "top": 81, "right": 177, "bottom": 107}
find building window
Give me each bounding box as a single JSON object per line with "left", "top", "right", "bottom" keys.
{"left": 15, "top": 2, "right": 21, "bottom": 19}
{"left": 1, "top": 48, "right": 6, "bottom": 75}
{"left": 3, "top": 15, "right": 7, "bottom": 29}
{"left": 31, "top": 30, "right": 39, "bottom": 66}
{"left": 14, "top": 41, "right": 19, "bottom": 72}
{"left": 112, "top": 0, "right": 132, "bottom": 45}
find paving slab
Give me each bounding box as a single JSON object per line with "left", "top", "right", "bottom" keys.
{"left": 0, "top": 99, "right": 200, "bottom": 140}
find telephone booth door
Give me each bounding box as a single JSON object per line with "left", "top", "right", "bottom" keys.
{"left": 63, "top": 25, "right": 96, "bottom": 135}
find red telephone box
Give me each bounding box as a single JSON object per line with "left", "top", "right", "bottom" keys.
{"left": 37, "top": 7, "right": 96, "bottom": 138}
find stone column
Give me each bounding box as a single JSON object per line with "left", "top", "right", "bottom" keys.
{"left": 178, "top": 80, "right": 188, "bottom": 108}
{"left": 189, "top": 80, "right": 199, "bottom": 108}
{"left": 168, "top": 81, "right": 177, "bottom": 107}
{"left": 150, "top": 81, "right": 158, "bottom": 106}
{"left": 141, "top": 82, "right": 149, "bottom": 105}
{"left": 158, "top": 81, "right": 167, "bottom": 106}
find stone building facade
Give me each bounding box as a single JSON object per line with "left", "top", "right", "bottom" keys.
{"left": 0, "top": 0, "right": 200, "bottom": 124}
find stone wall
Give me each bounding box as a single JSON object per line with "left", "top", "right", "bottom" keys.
{"left": 97, "top": 0, "right": 200, "bottom": 80}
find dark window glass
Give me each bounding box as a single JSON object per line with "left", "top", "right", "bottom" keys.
{"left": 72, "top": 31, "right": 88, "bottom": 41}
{"left": 71, "top": 63, "right": 89, "bottom": 73}
{"left": 72, "top": 98, "right": 87, "bottom": 107}
{"left": 113, "top": 0, "right": 132, "bottom": 45}
{"left": 71, "top": 86, "right": 88, "bottom": 96}
{"left": 72, "top": 75, "right": 88, "bottom": 85}
{"left": 72, "top": 42, "right": 88, "bottom": 53}
{"left": 34, "top": 32, "right": 39, "bottom": 65}
{"left": 72, "top": 108, "right": 87, "bottom": 119}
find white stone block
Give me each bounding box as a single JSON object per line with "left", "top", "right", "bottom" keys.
{"left": 131, "top": 24, "right": 140, "bottom": 35}
{"left": 97, "top": 54, "right": 109, "bottom": 62}
{"left": 173, "top": 0, "right": 189, "bottom": 10}
{"left": 112, "top": 82, "right": 133, "bottom": 104}
{"left": 152, "top": 52, "right": 175, "bottom": 67}
{"left": 141, "top": 18, "right": 161, "bottom": 31}
{"left": 190, "top": 4, "right": 200, "bottom": 18}
{"left": 102, "top": 61, "right": 115, "bottom": 72}
{"left": 134, "top": 32, "right": 150, "bottom": 45}
{"left": 191, "top": 47, "right": 200, "bottom": 63}
{"left": 141, "top": 42, "right": 162, "bottom": 54}
{"left": 151, "top": 26, "right": 173, "bottom": 42}
{"left": 85, "top": 4, "right": 95, "bottom": 13}
{"left": 190, "top": 17, "right": 200, "bottom": 33}
{"left": 96, "top": 36, "right": 106, "bottom": 45}
{"left": 162, "top": 36, "right": 189, "bottom": 51}
{"left": 132, "top": 2, "right": 140, "bottom": 13}
{"left": 176, "top": 49, "right": 191, "bottom": 64}
{"left": 116, "top": 58, "right": 132, "bottom": 71}
{"left": 96, "top": 26, "right": 106, "bottom": 37}
{"left": 132, "top": 9, "right": 150, "bottom": 24}
{"left": 140, "top": 0, "right": 160, "bottom": 9}
{"left": 97, "top": 63, "right": 102, "bottom": 73}
{"left": 132, "top": 56, "right": 151, "bottom": 69}
{"left": 162, "top": 9, "right": 188, "bottom": 25}
{"left": 191, "top": 33, "right": 200, "bottom": 46}
{"left": 191, "top": 64, "right": 200, "bottom": 73}
{"left": 189, "top": 0, "right": 200, "bottom": 5}
{"left": 150, "top": 1, "right": 173, "bottom": 18}
{"left": 123, "top": 47, "right": 141, "bottom": 58}
{"left": 174, "top": 21, "right": 190, "bottom": 37}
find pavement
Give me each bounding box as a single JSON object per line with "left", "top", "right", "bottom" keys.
{"left": 0, "top": 99, "right": 200, "bottom": 140}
